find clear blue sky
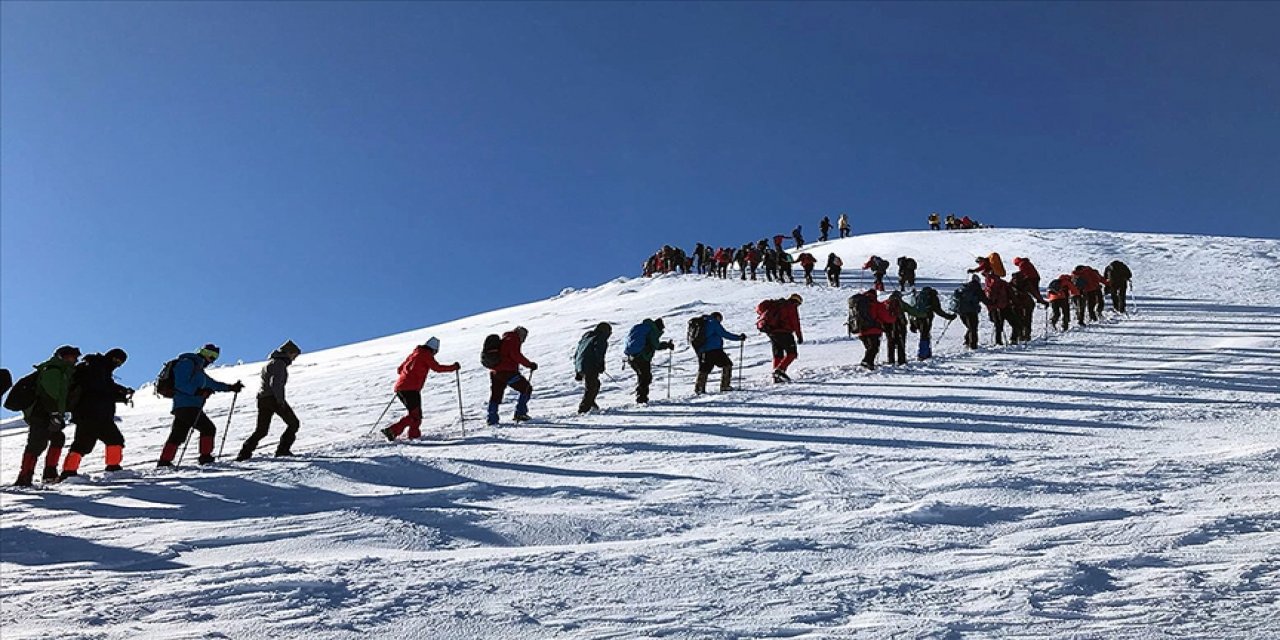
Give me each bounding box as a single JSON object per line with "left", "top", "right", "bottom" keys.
{"left": 3, "top": 1, "right": 1278, "bottom": 386}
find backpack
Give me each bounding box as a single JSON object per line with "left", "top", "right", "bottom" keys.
{"left": 898, "top": 257, "right": 916, "bottom": 272}
{"left": 687, "top": 316, "right": 709, "bottom": 351}
{"left": 154, "top": 358, "right": 181, "bottom": 398}
{"left": 1047, "top": 278, "right": 1064, "bottom": 294}
{"left": 988, "top": 252, "right": 1007, "bottom": 278}
{"left": 847, "top": 294, "right": 878, "bottom": 334}
{"left": 874, "top": 257, "right": 889, "bottom": 272}
{"left": 624, "top": 323, "right": 652, "bottom": 356}
{"left": 2, "top": 370, "right": 39, "bottom": 412}
{"left": 919, "top": 287, "right": 940, "bottom": 312}
{"left": 832, "top": 256, "right": 843, "bottom": 269}
{"left": 755, "top": 299, "right": 786, "bottom": 333}
{"left": 900, "top": 291, "right": 930, "bottom": 319}
{"left": 573, "top": 332, "right": 598, "bottom": 373}
{"left": 480, "top": 334, "right": 503, "bottom": 369}
{"left": 1108, "top": 260, "right": 1132, "bottom": 281}
{"left": 1073, "top": 274, "right": 1088, "bottom": 292}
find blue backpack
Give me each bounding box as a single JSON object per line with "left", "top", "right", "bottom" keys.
{"left": 624, "top": 323, "right": 651, "bottom": 357}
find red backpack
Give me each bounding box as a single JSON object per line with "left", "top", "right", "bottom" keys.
{"left": 755, "top": 299, "right": 786, "bottom": 333}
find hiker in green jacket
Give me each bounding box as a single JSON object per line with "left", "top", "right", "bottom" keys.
{"left": 14, "top": 345, "right": 80, "bottom": 486}
{"left": 623, "top": 319, "right": 675, "bottom": 404}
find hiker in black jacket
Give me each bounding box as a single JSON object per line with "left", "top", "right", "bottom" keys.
{"left": 896, "top": 256, "right": 917, "bottom": 290}
{"left": 61, "top": 349, "right": 133, "bottom": 479}
{"left": 1104, "top": 260, "right": 1133, "bottom": 313}
{"left": 905, "top": 287, "right": 956, "bottom": 360}
{"left": 574, "top": 323, "right": 612, "bottom": 413}
{"left": 237, "top": 341, "right": 303, "bottom": 460}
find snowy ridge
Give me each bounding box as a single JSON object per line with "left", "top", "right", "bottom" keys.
{"left": 2, "top": 228, "right": 1279, "bottom": 639}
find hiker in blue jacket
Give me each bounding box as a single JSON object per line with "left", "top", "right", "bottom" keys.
{"left": 624, "top": 319, "right": 674, "bottom": 404}
{"left": 694, "top": 313, "right": 747, "bottom": 394}
{"left": 574, "top": 322, "right": 612, "bottom": 413}
{"left": 156, "top": 344, "right": 243, "bottom": 467}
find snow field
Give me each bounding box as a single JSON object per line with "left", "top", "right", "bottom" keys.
{"left": 2, "top": 228, "right": 1278, "bottom": 638}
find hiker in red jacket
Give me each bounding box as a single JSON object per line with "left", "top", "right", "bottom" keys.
{"left": 1072, "top": 265, "right": 1108, "bottom": 322}
{"left": 1046, "top": 274, "right": 1079, "bottom": 330}
{"left": 759, "top": 294, "right": 804, "bottom": 383}
{"left": 968, "top": 256, "right": 995, "bottom": 277}
{"left": 486, "top": 327, "right": 537, "bottom": 425}
{"left": 850, "top": 290, "right": 898, "bottom": 370}
{"left": 1011, "top": 257, "right": 1047, "bottom": 305}
{"left": 382, "top": 338, "right": 460, "bottom": 441}
{"left": 983, "top": 275, "right": 1017, "bottom": 346}
{"left": 797, "top": 253, "right": 818, "bottom": 286}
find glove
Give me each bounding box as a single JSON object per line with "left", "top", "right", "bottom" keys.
{"left": 230, "top": 381, "right": 245, "bottom": 393}
{"left": 797, "top": 336, "right": 805, "bottom": 345}
{"left": 450, "top": 363, "right": 461, "bottom": 371}
{"left": 49, "top": 413, "right": 66, "bottom": 431}
{"left": 575, "top": 372, "right": 584, "bottom": 382}
{"left": 660, "top": 341, "right": 675, "bottom": 351}
{"left": 527, "top": 362, "right": 539, "bottom": 371}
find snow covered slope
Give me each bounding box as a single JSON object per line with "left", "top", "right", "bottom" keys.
{"left": 2, "top": 228, "right": 1278, "bottom": 639}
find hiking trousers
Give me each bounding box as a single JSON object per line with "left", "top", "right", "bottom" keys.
{"left": 860, "top": 335, "right": 881, "bottom": 368}
{"left": 17, "top": 412, "right": 67, "bottom": 482}
{"left": 696, "top": 350, "right": 733, "bottom": 393}
{"left": 488, "top": 372, "right": 532, "bottom": 423}
{"left": 1110, "top": 281, "right": 1129, "bottom": 313}
{"left": 1086, "top": 290, "right": 1104, "bottom": 320}
{"left": 628, "top": 358, "right": 653, "bottom": 404}
{"left": 885, "top": 329, "right": 907, "bottom": 364}
{"left": 960, "top": 312, "right": 981, "bottom": 349}
{"left": 159, "top": 408, "right": 217, "bottom": 464}
{"left": 579, "top": 372, "right": 601, "bottom": 413}
{"left": 988, "top": 307, "right": 1008, "bottom": 345}
{"left": 1051, "top": 299, "right": 1071, "bottom": 330}
{"left": 768, "top": 333, "right": 798, "bottom": 372}
{"left": 386, "top": 390, "right": 423, "bottom": 439}
{"left": 62, "top": 417, "right": 125, "bottom": 475}
{"left": 240, "top": 395, "right": 302, "bottom": 456}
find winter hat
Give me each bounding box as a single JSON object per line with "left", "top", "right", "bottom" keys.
{"left": 278, "top": 340, "right": 302, "bottom": 356}
{"left": 54, "top": 345, "right": 82, "bottom": 359}
{"left": 789, "top": 293, "right": 804, "bottom": 305}
{"left": 1013, "top": 257, "right": 1024, "bottom": 265}
{"left": 198, "top": 343, "right": 221, "bottom": 361}
{"left": 514, "top": 326, "right": 529, "bottom": 342}
{"left": 105, "top": 348, "right": 128, "bottom": 363}
{"left": 594, "top": 322, "right": 612, "bottom": 336}
{"left": 654, "top": 318, "right": 665, "bottom": 331}
{"left": 422, "top": 337, "right": 440, "bottom": 352}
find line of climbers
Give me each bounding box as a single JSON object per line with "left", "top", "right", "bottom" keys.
{"left": 643, "top": 213, "right": 859, "bottom": 278}
{"left": 927, "top": 213, "right": 993, "bottom": 230}
{"left": 1, "top": 254, "right": 1133, "bottom": 486}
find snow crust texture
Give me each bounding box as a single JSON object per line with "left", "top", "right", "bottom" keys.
{"left": 2, "top": 228, "right": 1278, "bottom": 639}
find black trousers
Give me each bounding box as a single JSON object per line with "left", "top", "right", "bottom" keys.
{"left": 1110, "top": 281, "right": 1129, "bottom": 312}
{"left": 803, "top": 266, "right": 814, "bottom": 285}
{"left": 988, "top": 307, "right": 1007, "bottom": 345}
{"left": 885, "top": 329, "right": 907, "bottom": 364}
{"left": 23, "top": 412, "right": 66, "bottom": 459}
{"left": 1051, "top": 299, "right": 1071, "bottom": 330}
{"left": 167, "top": 407, "right": 216, "bottom": 445}
{"left": 240, "top": 395, "right": 301, "bottom": 457}
{"left": 579, "top": 372, "right": 601, "bottom": 412}
{"left": 960, "top": 312, "right": 980, "bottom": 348}
{"left": 1073, "top": 296, "right": 1087, "bottom": 325}
{"left": 899, "top": 272, "right": 915, "bottom": 290}
{"left": 1086, "top": 290, "right": 1105, "bottom": 319}
{"left": 629, "top": 358, "right": 653, "bottom": 403}
{"left": 860, "top": 335, "right": 881, "bottom": 368}
{"left": 827, "top": 269, "right": 841, "bottom": 287}
{"left": 69, "top": 417, "right": 124, "bottom": 455}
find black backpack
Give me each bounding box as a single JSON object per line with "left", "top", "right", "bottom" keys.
{"left": 153, "top": 358, "right": 181, "bottom": 398}
{"left": 687, "top": 316, "right": 709, "bottom": 351}
{"left": 1108, "top": 260, "right": 1132, "bottom": 281}
{"left": 3, "top": 370, "right": 40, "bottom": 412}
{"left": 847, "top": 294, "right": 879, "bottom": 334}
{"left": 1047, "top": 279, "right": 1064, "bottom": 294}
{"left": 1073, "top": 274, "right": 1088, "bottom": 292}
{"left": 898, "top": 257, "right": 917, "bottom": 272}
{"left": 480, "top": 334, "right": 503, "bottom": 369}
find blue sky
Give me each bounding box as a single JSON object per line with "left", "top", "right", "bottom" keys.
{"left": 3, "top": 1, "right": 1278, "bottom": 386}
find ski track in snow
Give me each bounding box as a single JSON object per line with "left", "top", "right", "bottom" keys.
{"left": 2, "top": 228, "right": 1279, "bottom": 639}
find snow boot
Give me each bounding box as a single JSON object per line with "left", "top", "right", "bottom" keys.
{"left": 197, "top": 454, "right": 216, "bottom": 465}
{"left": 58, "top": 470, "right": 79, "bottom": 482}
{"left": 513, "top": 414, "right": 532, "bottom": 423}
{"left": 380, "top": 427, "right": 396, "bottom": 441}
{"left": 694, "top": 372, "right": 709, "bottom": 395}
{"left": 42, "top": 466, "right": 60, "bottom": 483}
{"left": 104, "top": 464, "right": 123, "bottom": 472}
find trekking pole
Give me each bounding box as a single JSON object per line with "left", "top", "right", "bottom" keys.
{"left": 738, "top": 339, "right": 745, "bottom": 388}
{"left": 455, "top": 370, "right": 466, "bottom": 438}
{"left": 667, "top": 350, "right": 673, "bottom": 400}
{"left": 215, "top": 391, "right": 240, "bottom": 459}
{"left": 174, "top": 410, "right": 205, "bottom": 468}
{"left": 365, "top": 393, "right": 398, "bottom": 436}
{"left": 936, "top": 318, "right": 955, "bottom": 343}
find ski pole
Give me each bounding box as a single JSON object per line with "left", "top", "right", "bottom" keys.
{"left": 937, "top": 318, "right": 955, "bottom": 343}
{"left": 216, "top": 390, "right": 240, "bottom": 459}
{"left": 365, "top": 393, "right": 398, "bottom": 436}
{"left": 455, "top": 370, "right": 466, "bottom": 438}
{"left": 174, "top": 409, "right": 205, "bottom": 468}
{"left": 667, "top": 350, "right": 673, "bottom": 400}
{"left": 738, "top": 339, "right": 745, "bottom": 388}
